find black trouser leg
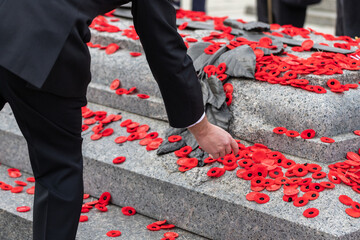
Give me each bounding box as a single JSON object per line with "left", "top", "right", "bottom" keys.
{"left": 0, "top": 95, "right": 5, "bottom": 111}
{"left": 192, "top": 0, "right": 206, "bottom": 12}
{"left": 0, "top": 66, "right": 85, "bottom": 240}
{"left": 257, "top": 0, "right": 270, "bottom": 23}
{"left": 272, "top": 0, "right": 307, "bottom": 28}
{"left": 336, "top": 0, "right": 360, "bottom": 38}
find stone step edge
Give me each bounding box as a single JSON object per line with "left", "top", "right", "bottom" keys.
{"left": 0, "top": 163, "right": 207, "bottom": 240}
{"left": 1, "top": 103, "right": 359, "bottom": 240}
{"left": 87, "top": 82, "right": 168, "bottom": 121}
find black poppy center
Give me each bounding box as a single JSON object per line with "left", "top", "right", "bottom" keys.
{"left": 309, "top": 211, "right": 314, "bottom": 214}
{"left": 103, "top": 196, "right": 107, "bottom": 200}
{"left": 299, "top": 168, "right": 303, "bottom": 172}
{"left": 288, "top": 198, "right": 293, "bottom": 202}
{"left": 128, "top": 210, "right": 133, "bottom": 213}
{"left": 315, "top": 186, "right": 320, "bottom": 190}
{"left": 274, "top": 171, "right": 279, "bottom": 175}
{"left": 256, "top": 180, "right": 261, "bottom": 184}
{"left": 260, "top": 197, "right": 264, "bottom": 200}
{"left": 307, "top": 133, "right": 311, "bottom": 137}
{"left": 299, "top": 200, "right": 304, "bottom": 203}
{"left": 258, "top": 172, "right": 262, "bottom": 176}
{"left": 312, "top": 194, "right": 316, "bottom": 197}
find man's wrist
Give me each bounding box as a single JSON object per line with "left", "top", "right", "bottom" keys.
{"left": 187, "top": 115, "right": 210, "bottom": 137}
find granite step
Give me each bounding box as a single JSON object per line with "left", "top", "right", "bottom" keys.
{"left": 86, "top": 69, "right": 360, "bottom": 163}
{"left": 0, "top": 163, "right": 207, "bottom": 240}
{"left": 1, "top": 103, "right": 360, "bottom": 240}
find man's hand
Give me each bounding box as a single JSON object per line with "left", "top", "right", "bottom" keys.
{"left": 188, "top": 116, "right": 239, "bottom": 159}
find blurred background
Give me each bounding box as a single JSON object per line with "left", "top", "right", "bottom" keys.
{"left": 179, "top": 0, "right": 336, "bottom": 34}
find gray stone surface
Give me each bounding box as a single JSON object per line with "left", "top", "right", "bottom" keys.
{"left": 1, "top": 103, "right": 360, "bottom": 240}
{"left": 87, "top": 82, "right": 168, "bottom": 121}
{"left": 0, "top": 164, "right": 206, "bottom": 240}
{"left": 88, "top": 18, "right": 360, "bottom": 162}
{"left": 229, "top": 79, "right": 360, "bottom": 162}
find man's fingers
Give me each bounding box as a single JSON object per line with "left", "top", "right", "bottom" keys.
{"left": 225, "top": 145, "right": 232, "bottom": 155}
{"left": 230, "top": 138, "right": 239, "bottom": 156}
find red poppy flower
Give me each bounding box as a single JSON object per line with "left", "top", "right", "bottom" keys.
{"left": 90, "top": 133, "right": 102, "bottom": 141}
{"left": 122, "top": 206, "right": 136, "bottom": 216}
{"left": 354, "top": 130, "right": 360, "bottom": 136}
{"left": 319, "top": 181, "right": 335, "bottom": 189}
{"left": 137, "top": 94, "right": 150, "bottom": 99}
{"left": 79, "top": 215, "right": 88, "bottom": 222}
{"left": 346, "top": 208, "right": 360, "bottom": 218}
{"left": 164, "top": 232, "right": 179, "bottom": 238}
{"left": 204, "top": 157, "right": 217, "bottom": 164}
{"left": 292, "top": 164, "right": 308, "bottom": 177}
{"left": 303, "top": 208, "right": 319, "bottom": 218}
{"left": 300, "top": 129, "right": 316, "bottom": 139}
{"left": 273, "top": 127, "right": 287, "bottom": 134}
{"left": 145, "top": 132, "right": 159, "bottom": 139}
{"left": 216, "top": 63, "right": 227, "bottom": 75}
{"left": 246, "top": 192, "right": 259, "bottom": 201}
{"left": 115, "top": 88, "right": 128, "bottom": 95}
{"left": 95, "top": 204, "right": 108, "bottom": 212}
{"left": 114, "top": 136, "right": 127, "bottom": 144}
{"left": 303, "top": 191, "right": 319, "bottom": 201}
{"left": 238, "top": 159, "right": 253, "bottom": 168}
{"left": 207, "top": 167, "right": 225, "bottom": 178}
{"left": 11, "top": 186, "right": 24, "bottom": 193}
{"left": 352, "top": 185, "right": 360, "bottom": 194}
{"left": 26, "top": 186, "right": 35, "bottom": 194}
{"left": 328, "top": 171, "right": 341, "bottom": 184}
{"left": 281, "top": 159, "right": 296, "bottom": 169}
{"left": 351, "top": 201, "right": 360, "bottom": 212}
{"left": 161, "top": 224, "right": 176, "bottom": 229}
{"left": 16, "top": 206, "right": 31, "bottom": 212}
{"left": 113, "top": 156, "right": 126, "bottom": 164}
{"left": 101, "top": 128, "right": 114, "bottom": 137}
{"left": 251, "top": 176, "right": 265, "bottom": 187}
{"left": 301, "top": 39, "right": 314, "bottom": 51}
{"left": 254, "top": 49, "right": 264, "bottom": 58}
{"left": 106, "top": 230, "right": 122, "bottom": 237}
{"left": 110, "top": 79, "right": 121, "bottom": 90}
{"left": 14, "top": 181, "right": 27, "bottom": 186}
{"left": 293, "top": 197, "right": 309, "bottom": 207}
{"left": 320, "top": 137, "right": 335, "bottom": 143}
{"left": 269, "top": 168, "right": 284, "bottom": 178}
{"left": 98, "top": 192, "right": 111, "bottom": 205}
{"left": 326, "top": 79, "right": 341, "bottom": 89}
{"left": 284, "top": 130, "right": 300, "bottom": 138}
{"left": 175, "top": 146, "right": 192, "bottom": 157}
{"left": 168, "top": 135, "right": 182, "bottom": 143}
{"left": 283, "top": 194, "right": 298, "bottom": 203}
{"left": 339, "top": 195, "right": 353, "bottom": 205}
{"left": 26, "top": 178, "right": 35, "bottom": 184}
{"left": 186, "top": 37, "right": 198, "bottom": 43}
{"left": 254, "top": 193, "right": 270, "bottom": 204}
{"left": 223, "top": 83, "right": 233, "bottom": 94}
{"left": 105, "top": 43, "right": 119, "bottom": 55}
{"left": 178, "top": 22, "right": 188, "bottom": 30}
{"left": 312, "top": 171, "right": 326, "bottom": 179}
{"left": 266, "top": 184, "right": 282, "bottom": 192}
{"left": 130, "top": 52, "right": 142, "bottom": 57}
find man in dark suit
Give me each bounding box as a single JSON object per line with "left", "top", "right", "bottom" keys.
{"left": 0, "top": 0, "right": 238, "bottom": 239}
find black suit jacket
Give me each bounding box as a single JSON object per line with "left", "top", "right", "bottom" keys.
{"left": 0, "top": 0, "right": 204, "bottom": 128}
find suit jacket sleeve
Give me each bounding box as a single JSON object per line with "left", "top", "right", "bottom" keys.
{"left": 131, "top": 0, "right": 204, "bottom": 128}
